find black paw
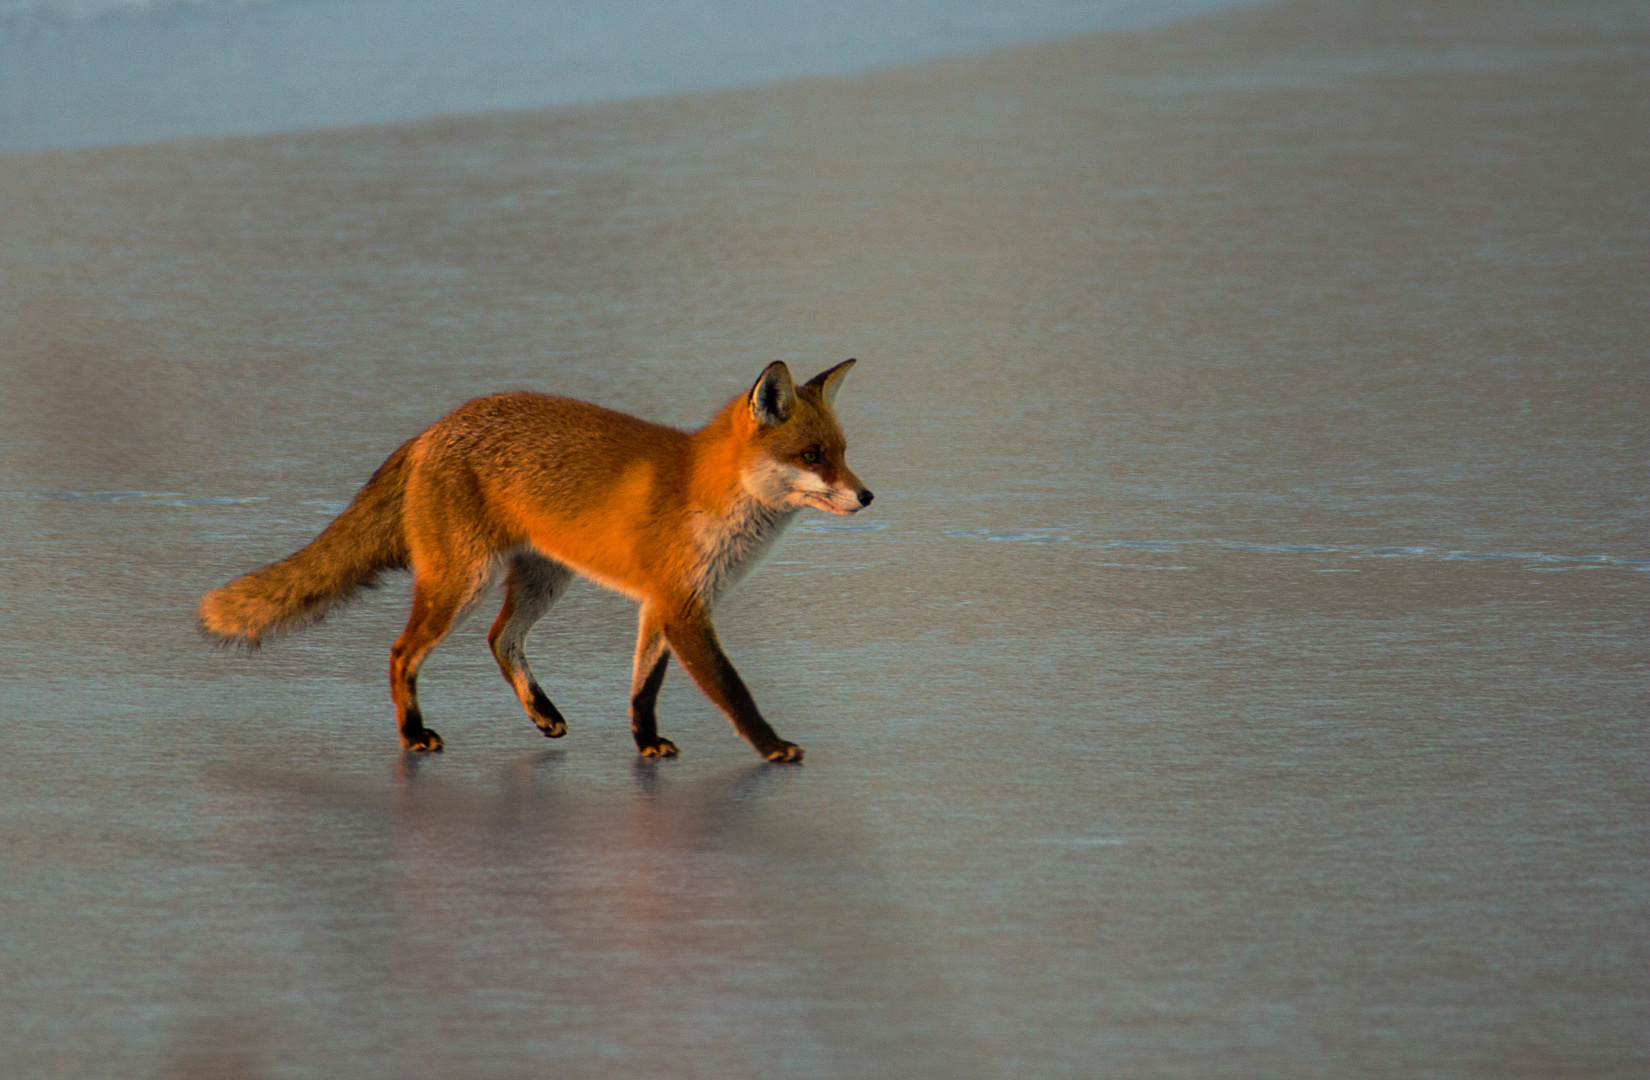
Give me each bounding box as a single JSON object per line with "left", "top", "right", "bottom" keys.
{"left": 762, "top": 741, "right": 803, "bottom": 764}
{"left": 528, "top": 687, "right": 567, "bottom": 738}
{"left": 637, "top": 737, "right": 680, "bottom": 758}
{"left": 401, "top": 727, "right": 444, "bottom": 752}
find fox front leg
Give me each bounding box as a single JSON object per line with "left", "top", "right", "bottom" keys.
{"left": 660, "top": 603, "right": 802, "bottom": 763}
{"left": 629, "top": 605, "right": 679, "bottom": 758}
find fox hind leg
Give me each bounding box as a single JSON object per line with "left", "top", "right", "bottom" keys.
{"left": 391, "top": 564, "right": 491, "bottom": 752}
{"left": 489, "top": 552, "right": 575, "bottom": 739}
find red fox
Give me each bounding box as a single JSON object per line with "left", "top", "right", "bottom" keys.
{"left": 199, "top": 360, "right": 872, "bottom": 762}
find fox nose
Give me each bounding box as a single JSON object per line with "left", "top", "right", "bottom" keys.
{"left": 857, "top": 489, "right": 874, "bottom": 507}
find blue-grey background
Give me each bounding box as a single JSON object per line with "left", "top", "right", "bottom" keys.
{"left": 1, "top": 0, "right": 1247, "bottom": 150}
{"left": 1, "top": 1, "right": 1646, "bottom": 1077}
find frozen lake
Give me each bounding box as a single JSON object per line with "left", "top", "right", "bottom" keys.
{"left": 0, "top": 0, "right": 1645, "bottom": 1076}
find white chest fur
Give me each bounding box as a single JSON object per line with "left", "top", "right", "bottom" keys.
{"left": 689, "top": 496, "right": 797, "bottom": 606}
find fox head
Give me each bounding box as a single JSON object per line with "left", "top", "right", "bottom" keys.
{"left": 741, "top": 359, "right": 874, "bottom": 516}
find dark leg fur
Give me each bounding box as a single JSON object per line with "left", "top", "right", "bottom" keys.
{"left": 630, "top": 606, "right": 678, "bottom": 757}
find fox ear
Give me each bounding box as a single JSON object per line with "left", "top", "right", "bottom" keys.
{"left": 749, "top": 361, "right": 797, "bottom": 427}
{"left": 803, "top": 358, "right": 856, "bottom": 408}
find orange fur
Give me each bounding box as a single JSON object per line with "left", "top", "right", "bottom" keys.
{"left": 199, "top": 360, "right": 872, "bottom": 760}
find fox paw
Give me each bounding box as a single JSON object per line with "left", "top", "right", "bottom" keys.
{"left": 638, "top": 738, "right": 679, "bottom": 758}
{"left": 527, "top": 688, "right": 566, "bottom": 739}
{"left": 401, "top": 727, "right": 444, "bottom": 753}
{"left": 763, "top": 742, "right": 804, "bottom": 764}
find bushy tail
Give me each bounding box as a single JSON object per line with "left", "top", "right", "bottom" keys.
{"left": 199, "top": 440, "right": 416, "bottom": 648}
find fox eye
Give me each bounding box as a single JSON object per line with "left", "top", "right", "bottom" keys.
{"left": 800, "top": 449, "right": 823, "bottom": 465}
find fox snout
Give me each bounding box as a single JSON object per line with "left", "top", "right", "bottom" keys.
{"left": 833, "top": 486, "right": 874, "bottom": 515}
{"left": 814, "top": 469, "right": 873, "bottom": 515}
{"left": 795, "top": 474, "right": 873, "bottom": 516}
